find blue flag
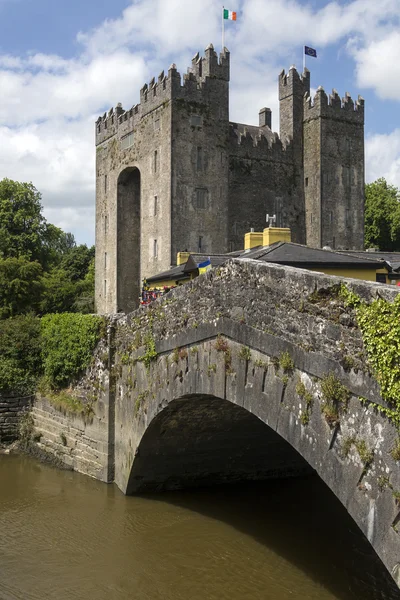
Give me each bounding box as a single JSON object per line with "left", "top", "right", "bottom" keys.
{"left": 198, "top": 259, "right": 211, "bottom": 274}
{"left": 305, "top": 46, "right": 317, "bottom": 58}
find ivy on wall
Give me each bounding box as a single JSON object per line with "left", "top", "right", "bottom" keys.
{"left": 340, "top": 284, "right": 400, "bottom": 425}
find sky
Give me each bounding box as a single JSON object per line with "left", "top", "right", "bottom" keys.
{"left": 0, "top": 0, "right": 399, "bottom": 246}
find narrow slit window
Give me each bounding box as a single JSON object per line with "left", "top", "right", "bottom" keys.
{"left": 104, "top": 252, "right": 107, "bottom": 269}
{"left": 153, "top": 239, "right": 158, "bottom": 258}
{"left": 104, "top": 215, "right": 108, "bottom": 235}
{"left": 154, "top": 195, "right": 158, "bottom": 216}
{"left": 196, "top": 147, "right": 203, "bottom": 171}
{"left": 198, "top": 236, "right": 203, "bottom": 251}
{"left": 104, "top": 174, "right": 107, "bottom": 193}
{"left": 104, "top": 280, "right": 107, "bottom": 297}
{"left": 305, "top": 177, "right": 309, "bottom": 187}
{"left": 154, "top": 150, "right": 158, "bottom": 173}
{"left": 196, "top": 188, "right": 206, "bottom": 209}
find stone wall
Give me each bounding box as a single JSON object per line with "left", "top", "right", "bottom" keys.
{"left": 31, "top": 397, "right": 112, "bottom": 482}
{"left": 0, "top": 395, "right": 33, "bottom": 443}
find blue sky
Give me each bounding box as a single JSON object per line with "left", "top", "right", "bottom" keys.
{"left": 0, "top": 0, "right": 399, "bottom": 245}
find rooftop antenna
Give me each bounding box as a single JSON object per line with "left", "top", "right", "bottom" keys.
{"left": 266, "top": 213, "right": 276, "bottom": 228}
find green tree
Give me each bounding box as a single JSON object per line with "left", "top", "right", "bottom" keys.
{"left": 0, "top": 179, "right": 48, "bottom": 262}
{"left": 39, "top": 268, "right": 78, "bottom": 314}
{"left": 365, "top": 178, "right": 400, "bottom": 250}
{"left": 0, "top": 314, "right": 42, "bottom": 394}
{"left": 0, "top": 257, "right": 43, "bottom": 319}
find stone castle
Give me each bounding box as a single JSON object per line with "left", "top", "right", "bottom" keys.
{"left": 95, "top": 44, "right": 365, "bottom": 314}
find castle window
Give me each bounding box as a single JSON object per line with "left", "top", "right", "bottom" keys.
{"left": 198, "top": 236, "right": 203, "bottom": 251}
{"left": 196, "top": 147, "right": 203, "bottom": 171}
{"left": 343, "top": 167, "right": 350, "bottom": 187}
{"left": 104, "top": 215, "right": 108, "bottom": 235}
{"left": 196, "top": 188, "right": 207, "bottom": 209}
{"left": 104, "top": 175, "right": 107, "bottom": 193}
{"left": 97, "top": 124, "right": 101, "bottom": 133}
{"left": 104, "top": 252, "right": 107, "bottom": 269}
{"left": 153, "top": 239, "right": 158, "bottom": 258}
{"left": 154, "top": 195, "right": 158, "bottom": 216}
{"left": 190, "top": 115, "right": 202, "bottom": 127}
{"left": 121, "top": 132, "right": 134, "bottom": 150}
{"left": 154, "top": 150, "right": 158, "bottom": 173}
{"left": 111, "top": 116, "right": 114, "bottom": 125}
{"left": 104, "top": 280, "right": 107, "bottom": 297}
{"left": 305, "top": 177, "right": 309, "bottom": 187}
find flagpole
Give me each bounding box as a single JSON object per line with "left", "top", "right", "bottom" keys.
{"left": 303, "top": 47, "right": 306, "bottom": 72}
{"left": 222, "top": 6, "right": 225, "bottom": 50}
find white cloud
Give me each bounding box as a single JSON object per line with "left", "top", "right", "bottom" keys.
{"left": 1, "top": 0, "right": 400, "bottom": 243}
{"left": 366, "top": 130, "right": 400, "bottom": 188}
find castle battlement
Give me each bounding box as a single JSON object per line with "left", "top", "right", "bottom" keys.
{"left": 304, "top": 87, "right": 364, "bottom": 123}
{"left": 279, "top": 66, "right": 310, "bottom": 99}
{"left": 95, "top": 46, "right": 230, "bottom": 145}
{"left": 229, "top": 123, "right": 293, "bottom": 163}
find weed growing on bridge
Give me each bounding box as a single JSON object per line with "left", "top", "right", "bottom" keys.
{"left": 391, "top": 441, "right": 400, "bottom": 461}
{"left": 393, "top": 490, "right": 400, "bottom": 507}
{"left": 136, "top": 334, "right": 158, "bottom": 371}
{"left": 254, "top": 359, "right": 268, "bottom": 372}
{"left": 215, "top": 335, "right": 229, "bottom": 352}
{"left": 279, "top": 352, "right": 294, "bottom": 374}
{"left": 207, "top": 364, "right": 217, "bottom": 376}
{"left": 134, "top": 391, "right": 149, "bottom": 416}
{"left": 172, "top": 348, "right": 180, "bottom": 364}
{"left": 190, "top": 346, "right": 198, "bottom": 355}
{"left": 378, "top": 475, "right": 390, "bottom": 492}
{"left": 320, "top": 373, "right": 350, "bottom": 427}
{"left": 239, "top": 346, "right": 251, "bottom": 361}
{"left": 296, "top": 380, "right": 313, "bottom": 426}
{"left": 342, "top": 436, "right": 374, "bottom": 472}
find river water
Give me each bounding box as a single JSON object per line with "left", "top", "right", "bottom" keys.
{"left": 0, "top": 453, "right": 399, "bottom": 600}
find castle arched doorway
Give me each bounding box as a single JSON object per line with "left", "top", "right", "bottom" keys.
{"left": 117, "top": 167, "right": 141, "bottom": 313}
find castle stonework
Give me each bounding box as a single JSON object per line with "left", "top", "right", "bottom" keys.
{"left": 95, "top": 45, "right": 365, "bottom": 314}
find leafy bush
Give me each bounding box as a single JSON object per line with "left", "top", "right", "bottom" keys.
{"left": 41, "top": 313, "right": 105, "bottom": 388}
{"left": 0, "top": 314, "right": 42, "bottom": 394}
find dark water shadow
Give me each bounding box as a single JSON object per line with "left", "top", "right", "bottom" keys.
{"left": 142, "top": 474, "right": 400, "bottom": 600}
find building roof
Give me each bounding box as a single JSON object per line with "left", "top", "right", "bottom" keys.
{"left": 146, "top": 263, "right": 186, "bottom": 283}
{"left": 241, "top": 242, "right": 389, "bottom": 268}
{"left": 146, "top": 242, "right": 390, "bottom": 286}
{"left": 336, "top": 250, "right": 400, "bottom": 271}
{"left": 183, "top": 254, "right": 231, "bottom": 273}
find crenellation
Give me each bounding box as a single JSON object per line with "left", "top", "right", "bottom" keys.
{"left": 229, "top": 124, "right": 293, "bottom": 164}
{"left": 304, "top": 87, "right": 364, "bottom": 123}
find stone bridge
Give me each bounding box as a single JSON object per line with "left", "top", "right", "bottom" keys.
{"left": 32, "top": 259, "right": 400, "bottom": 588}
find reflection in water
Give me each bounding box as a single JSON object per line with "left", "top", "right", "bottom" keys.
{"left": 0, "top": 454, "right": 399, "bottom": 600}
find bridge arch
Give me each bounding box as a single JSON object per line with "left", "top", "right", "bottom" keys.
{"left": 117, "top": 167, "right": 141, "bottom": 313}
{"left": 126, "top": 393, "right": 312, "bottom": 494}
{"left": 113, "top": 323, "right": 400, "bottom": 586}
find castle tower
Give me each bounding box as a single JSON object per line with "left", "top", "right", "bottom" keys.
{"left": 303, "top": 88, "right": 365, "bottom": 249}
{"left": 94, "top": 45, "right": 230, "bottom": 314}
{"left": 279, "top": 66, "right": 310, "bottom": 159}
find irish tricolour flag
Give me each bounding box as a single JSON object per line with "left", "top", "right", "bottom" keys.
{"left": 223, "top": 8, "right": 237, "bottom": 20}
